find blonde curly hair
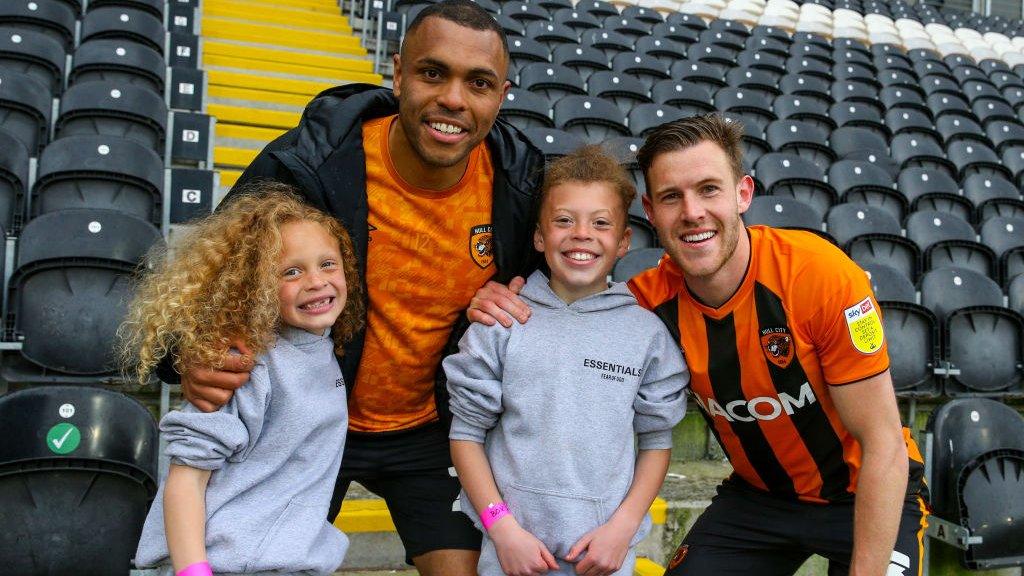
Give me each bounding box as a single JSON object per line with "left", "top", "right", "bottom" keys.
{"left": 120, "top": 181, "right": 364, "bottom": 384}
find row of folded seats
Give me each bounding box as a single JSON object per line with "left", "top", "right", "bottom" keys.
{"left": 0, "top": 1, "right": 211, "bottom": 573}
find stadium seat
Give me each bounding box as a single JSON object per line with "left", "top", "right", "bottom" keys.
{"left": 877, "top": 298, "right": 941, "bottom": 396}
{"left": 635, "top": 36, "right": 688, "bottom": 67}
{"left": 786, "top": 54, "right": 834, "bottom": 82}
{"left": 885, "top": 108, "right": 940, "bottom": 141}
{"left": 765, "top": 119, "right": 835, "bottom": 170}
{"left": 714, "top": 87, "right": 777, "bottom": 132}
{"left": 737, "top": 50, "right": 788, "bottom": 77}
{"left": 517, "top": 63, "right": 586, "bottom": 101}
{"left": 611, "top": 52, "right": 671, "bottom": 91}
{"left": 906, "top": 209, "right": 995, "bottom": 276}
{"left": 603, "top": 14, "right": 651, "bottom": 39}
{"left": 897, "top": 166, "right": 971, "bottom": 220}
{"left": 690, "top": 41, "right": 742, "bottom": 74}
{"left": 985, "top": 120, "right": 1024, "bottom": 153}
{"left": 826, "top": 202, "right": 902, "bottom": 245}
{"left": 504, "top": 1, "right": 550, "bottom": 24}
{"left": 612, "top": 248, "right": 665, "bottom": 282}
{"left": 927, "top": 93, "right": 975, "bottom": 122}
{"left": 973, "top": 97, "right": 1018, "bottom": 125}
{"left": 0, "top": 0, "right": 76, "bottom": 51}
{"left": 586, "top": 71, "right": 652, "bottom": 115}
{"left": 743, "top": 195, "right": 822, "bottom": 231}
{"left": 0, "top": 27, "right": 66, "bottom": 95}
{"left": 628, "top": 104, "right": 687, "bottom": 137}
{"left": 650, "top": 80, "right": 715, "bottom": 116}
{"left": 86, "top": 0, "right": 163, "bottom": 19}
{"left": 0, "top": 68, "right": 51, "bottom": 156}
{"left": 5, "top": 209, "right": 163, "bottom": 375}
{"left": 831, "top": 101, "right": 889, "bottom": 140}
{"left": 601, "top": 136, "right": 644, "bottom": 166}
{"left": 963, "top": 173, "right": 1020, "bottom": 217}
{"left": 551, "top": 44, "right": 610, "bottom": 82}
{"left": 926, "top": 398, "right": 1024, "bottom": 567}
{"left": 981, "top": 217, "right": 1024, "bottom": 277}
{"left": 81, "top": 6, "right": 165, "bottom": 54}
{"left": 629, "top": 217, "right": 658, "bottom": 250}
{"left": 32, "top": 135, "right": 164, "bottom": 225}
{"left": 54, "top": 82, "right": 168, "bottom": 153}
{"left": 522, "top": 127, "right": 586, "bottom": 159}
{"left": 0, "top": 128, "right": 27, "bottom": 232}
{"left": 575, "top": 0, "right": 618, "bottom": 19}
{"left": 935, "top": 115, "right": 986, "bottom": 146}
{"left": 0, "top": 386, "right": 158, "bottom": 575}
{"left": 581, "top": 29, "right": 634, "bottom": 59}
{"left": 919, "top": 266, "right": 1003, "bottom": 322}
{"left": 524, "top": 21, "right": 579, "bottom": 50}
{"left": 772, "top": 94, "right": 835, "bottom": 133}
{"left": 948, "top": 296, "right": 1024, "bottom": 393}
{"left": 652, "top": 22, "right": 701, "bottom": 45}
{"left": 778, "top": 73, "right": 832, "bottom": 107}
{"left": 848, "top": 234, "right": 921, "bottom": 281}
{"left": 552, "top": 8, "right": 602, "bottom": 33}
{"left": 879, "top": 85, "right": 930, "bottom": 115}
{"left": 947, "top": 140, "right": 1013, "bottom": 181}
{"left": 671, "top": 59, "right": 729, "bottom": 92}
{"left": 890, "top": 133, "right": 957, "bottom": 178}
{"left": 553, "top": 95, "right": 630, "bottom": 143}
{"left": 754, "top": 152, "right": 836, "bottom": 219}
{"left": 68, "top": 39, "right": 167, "bottom": 95}
{"left": 830, "top": 160, "right": 906, "bottom": 219}
{"left": 499, "top": 89, "right": 554, "bottom": 131}
{"left": 830, "top": 126, "right": 888, "bottom": 159}
{"left": 727, "top": 66, "right": 783, "bottom": 98}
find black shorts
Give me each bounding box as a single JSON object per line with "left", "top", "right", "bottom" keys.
{"left": 327, "top": 421, "right": 482, "bottom": 565}
{"left": 665, "top": 479, "right": 928, "bottom": 576}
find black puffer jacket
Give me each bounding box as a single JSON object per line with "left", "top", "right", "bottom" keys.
{"left": 223, "top": 83, "right": 544, "bottom": 428}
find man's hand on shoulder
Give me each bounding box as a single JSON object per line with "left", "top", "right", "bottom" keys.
{"left": 467, "top": 276, "right": 532, "bottom": 328}
{"left": 181, "top": 340, "right": 254, "bottom": 412}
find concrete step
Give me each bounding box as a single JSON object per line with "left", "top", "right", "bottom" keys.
{"left": 204, "top": 53, "right": 381, "bottom": 84}
{"left": 214, "top": 145, "right": 259, "bottom": 168}
{"left": 205, "top": 40, "right": 374, "bottom": 73}
{"left": 209, "top": 94, "right": 306, "bottom": 112}
{"left": 242, "top": 0, "right": 342, "bottom": 12}
{"left": 215, "top": 123, "right": 286, "bottom": 144}
{"left": 209, "top": 84, "right": 316, "bottom": 108}
{"left": 209, "top": 103, "right": 300, "bottom": 129}
{"left": 208, "top": 69, "right": 336, "bottom": 97}
{"left": 203, "top": 0, "right": 351, "bottom": 31}
{"left": 201, "top": 16, "right": 365, "bottom": 54}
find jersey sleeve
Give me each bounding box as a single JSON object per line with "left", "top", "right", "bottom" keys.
{"left": 161, "top": 361, "right": 272, "bottom": 470}
{"left": 634, "top": 322, "right": 689, "bottom": 450}
{"left": 805, "top": 254, "right": 890, "bottom": 386}
{"left": 443, "top": 321, "right": 512, "bottom": 443}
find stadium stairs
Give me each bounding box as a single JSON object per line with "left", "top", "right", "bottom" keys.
{"left": 201, "top": 0, "right": 383, "bottom": 201}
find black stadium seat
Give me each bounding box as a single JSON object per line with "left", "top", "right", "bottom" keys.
{"left": 927, "top": 399, "right": 1024, "bottom": 567}
{"left": 826, "top": 202, "right": 902, "bottom": 245}
{"left": 0, "top": 386, "right": 158, "bottom": 574}
{"left": 0, "top": 68, "right": 51, "bottom": 156}
{"left": 0, "top": 0, "right": 76, "bottom": 51}
{"left": 830, "top": 160, "right": 905, "bottom": 219}
{"left": 919, "top": 266, "right": 1003, "bottom": 322}
{"left": 863, "top": 263, "right": 917, "bottom": 303}
{"left": 581, "top": 29, "right": 633, "bottom": 59}
{"left": 81, "top": 7, "right": 165, "bottom": 54}
{"left": 587, "top": 70, "right": 651, "bottom": 115}
{"left": 946, "top": 140, "right": 1013, "bottom": 181}
{"left": 552, "top": 8, "right": 601, "bottom": 32}
{"left": 898, "top": 167, "right": 971, "bottom": 221}
{"left": 764, "top": 119, "right": 835, "bottom": 170}
{"left": 891, "top": 133, "right": 956, "bottom": 178}
{"left": 86, "top": 0, "right": 164, "bottom": 19}
{"left": 714, "top": 87, "right": 776, "bottom": 132}
{"left": 907, "top": 209, "right": 994, "bottom": 276}
{"left": 68, "top": 39, "right": 167, "bottom": 95}
{"left": 55, "top": 82, "right": 168, "bottom": 153}
{"left": 551, "top": 44, "right": 609, "bottom": 82}
{"left": 671, "top": 59, "right": 728, "bottom": 92}
{"left": 522, "top": 127, "right": 586, "bottom": 159}
{"left": 935, "top": 115, "right": 986, "bottom": 145}
{"left": 32, "top": 135, "right": 164, "bottom": 225}
{"left": 754, "top": 152, "right": 836, "bottom": 219}
{"left": 553, "top": 95, "right": 630, "bottom": 143}
{"left": 0, "top": 27, "right": 66, "bottom": 95}
{"left": 5, "top": 209, "right": 163, "bottom": 375}
{"left": 611, "top": 52, "right": 670, "bottom": 91}
{"left": 628, "top": 104, "right": 686, "bottom": 137}
{"left": 635, "top": 36, "right": 688, "bottom": 67}
{"left": 0, "top": 128, "right": 28, "bottom": 231}
{"left": 772, "top": 95, "right": 835, "bottom": 133}
{"left": 612, "top": 248, "right": 664, "bottom": 282}
{"left": 650, "top": 80, "right": 714, "bottom": 116}
{"left": 849, "top": 233, "right": 921, "bottom": 282}
{"left": 499, "top": 88, "right": 554, "bottom": 131}
{"left": 517, "top": 63, "right": 586, "bottom": 101}
{"left": 744, "top": 195, "right": 821, "bottom": 231}
{"left": 524, "top": 21, "right": 578, "bottom": 50}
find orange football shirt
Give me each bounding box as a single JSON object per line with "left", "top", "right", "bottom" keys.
{"left": 348, "top": 115, "right": 496, "bottom": 432}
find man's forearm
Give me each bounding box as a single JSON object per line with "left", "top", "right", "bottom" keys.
{"left": 850, "top": 441, "right": 908, "bottom": 576}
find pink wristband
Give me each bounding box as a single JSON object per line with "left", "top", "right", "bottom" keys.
{"left": 177, "top": 561, "right": 213, "bottom": 576}
{"left": 481, "top": 501, "right": 511, "bottom": 531}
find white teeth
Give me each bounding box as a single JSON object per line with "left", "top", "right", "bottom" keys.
{"left": 300, "top": 297, "right": 332, "bottom": 310}
{"left": 430, "top": 122, "right": 463, "bottom": 134}
{"left": 566, "top": 251, "right": 596, "bottom": 261}
{"left": 683, "top": 231, "right": 715, "bottom": 243}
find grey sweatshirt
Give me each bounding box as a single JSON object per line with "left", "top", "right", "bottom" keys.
{"left": 135, "top": 326, "right": 349, "bottom": 576}
{"left": 444, "top": 270, "right": 689, "bottom": 562}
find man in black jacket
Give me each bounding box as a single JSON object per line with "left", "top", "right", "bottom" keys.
{"left": 169, "top": 1, "right": 544, "bottom": 573}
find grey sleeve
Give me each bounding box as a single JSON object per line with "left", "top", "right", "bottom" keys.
{"left": 162, "top": 362, "right": 273, "bottom": 470}
{"left": 443, "top": 322, "right": 511, "bottom": 444}
{"left": 634, "top": 324, "right": 689, "bottom": 450}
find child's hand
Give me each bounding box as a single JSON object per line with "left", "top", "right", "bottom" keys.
{"left": 564, "top": 516, "right": 636, "bottom": 576}
{"left": 490, "top": 516, "right": 560, "bottom": 576}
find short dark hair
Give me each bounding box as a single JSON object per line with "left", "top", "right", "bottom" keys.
{"left": 540, "top": 145, "right": 636, "bottom": 227}
{"left": 404, "top": 0, "right": 509, "bottom": 58}
{"left": 636, "top": 114, "right": 745, "bottom": 185}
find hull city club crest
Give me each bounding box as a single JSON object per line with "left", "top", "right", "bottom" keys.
{"left": 470, "top": 224, "right": 494, "bottom": 269}
{"left": 760, "top": 327, "right": 794, "bottom": 369}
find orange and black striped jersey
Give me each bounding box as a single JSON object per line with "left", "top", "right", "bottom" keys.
{"left": 348, "top": 115, "right": 496, "bottom": 433}
{"left": 629, "top": 226, "right": 924, "bottom": 503}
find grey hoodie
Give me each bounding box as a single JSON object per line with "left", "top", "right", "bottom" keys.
{"left": 135, "top": 326, "right": 349, "bottom": 576}
{"left": 444, "top": 270, "right": 688, "bottom": 572}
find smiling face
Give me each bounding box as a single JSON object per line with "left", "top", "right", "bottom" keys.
{"left": 642, "top": 140, "right": 755, "bottom": 305}
{"left": 534, "top": 181, "right": 631, "bottom": 304}
{"left": 390, "top": 17, "right": 510, "bottom": 188}
{"left": 277, "top": 220, "right": 348, "bottom": 334}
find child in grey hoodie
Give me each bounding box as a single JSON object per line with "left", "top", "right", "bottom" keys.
{"left": 122, "top": 184, "right": 364, "bottom": 576}
{"left": 445, "top": 146, "right": 689, "bottom": 576}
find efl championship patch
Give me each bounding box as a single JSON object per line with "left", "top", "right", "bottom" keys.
{"left": 844, "top": 297, "right": 885, "bottom": 354}
{"left": 760, "top": 327, "right": 795, "bottom": 369}
{"left": 469, "top": 224, "right": 493, "bottom": 269}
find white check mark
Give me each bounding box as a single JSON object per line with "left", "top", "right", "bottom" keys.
{"left": 52, "top": 428, "right": 73, "bottom": 449}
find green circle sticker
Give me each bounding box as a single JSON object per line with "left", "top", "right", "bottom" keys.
{"left": 46, "top": 423, "right": 81, "bottom": 455}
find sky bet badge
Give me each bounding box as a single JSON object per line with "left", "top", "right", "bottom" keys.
{"left": 844, "top": 297, "right": 884, "bottom": 354}
{"left": 470, "top": 224, "right": 493, "bottom": 269}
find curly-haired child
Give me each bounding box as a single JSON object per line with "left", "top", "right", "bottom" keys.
{"left": 124, "top": 182, "right": 364, "bottom": 576}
